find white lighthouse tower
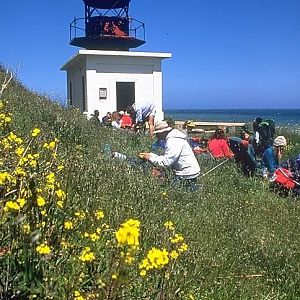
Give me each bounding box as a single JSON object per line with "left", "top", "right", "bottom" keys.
{"left": 61, "top": 0, "right": 171, "bottom": 121}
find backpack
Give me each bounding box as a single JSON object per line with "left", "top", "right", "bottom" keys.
{"left": 252, "top": 118, "right": 276, "bottom": 156}
{"left": 227, "top": 137, "right": 257, "bottom": 176}
{"left": 274, "top": 168, "right": 299, "bottom": 190}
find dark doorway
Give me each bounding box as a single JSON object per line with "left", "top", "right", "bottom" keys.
{"left": 116, "top": 82, "right": 135, "bottom": 111}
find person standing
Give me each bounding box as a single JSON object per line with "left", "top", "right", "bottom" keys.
{"left": 139, "top": 121, "right": 201, "bottom": 191}
{"left": 126, "top": 102, "right": 156, "bottom": 137}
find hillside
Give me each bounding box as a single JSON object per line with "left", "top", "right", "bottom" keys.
{"left": 1, "top": 66, "right": 300, "bottom": 299}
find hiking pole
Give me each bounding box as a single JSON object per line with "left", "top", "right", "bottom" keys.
{"left": 199, "top": 158, "right": 231, "bottom": 179}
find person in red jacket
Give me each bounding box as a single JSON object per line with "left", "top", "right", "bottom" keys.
{"left": 208, "top": 128, "right": 234, "bottom": 159}
{"left": 120, "top": 112, "right": 133, "bottom": 129}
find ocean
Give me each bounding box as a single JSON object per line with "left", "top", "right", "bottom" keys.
{"left": 164, "top": 109, "right": 300, "bottom": 127}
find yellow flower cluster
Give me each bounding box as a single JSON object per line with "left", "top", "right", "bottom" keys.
{"left": 36, "top": 243, "right": 51, "bottom": 255}
{"left": 74, "top": 290, "right": 85, "bottom": 300}
{"left": 95, "top": 210, "right": 104, "bottom": 220}
{"left": 164, "top": 220, "right": 175, "bottom": 230}
{"left": 64, "top": 221, "right": 74, "bottom": 230}
{"left": 0, "top": 105, "right": 12, "bottom": 127}
{"left": 115, "top": 219, "right": 140, "bottom": 248}
{"left": 79, "top": 247, "right": 96, "bottom": 262}
{"left": 139, "top": 221, "right": 189, "bottom": 277}
{"left": 43, "top": 138, "right": 58, "bottom": 150}
{"left": 4, "top": 200, "right": 20, "bottom": 212}
{"left": 31, "top": 128, "right": 41, "bottom": 137}
{"left": 0, "top": 172, "right": 12, "bottom": 185}
{"left": 139, "top": 247, "right": 169, "bottom": 276}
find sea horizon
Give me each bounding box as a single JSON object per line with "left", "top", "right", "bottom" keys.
{"left": 164, "top": 108, "right": 300, "bottom": 127}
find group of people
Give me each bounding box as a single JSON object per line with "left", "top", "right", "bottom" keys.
{"left": 92, "top": 102, "right": 298, "bottom": 194}
{"left": 89, "top": 101, "right": 156, "bottom": 137}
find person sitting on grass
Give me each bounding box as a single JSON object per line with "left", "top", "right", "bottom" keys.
{"left": 208, "top": 128, "right": 234, "bottom": 159}
{"left": 120, "top": 111, "right": 133, "bottom": 129}
{"left": 262, "top": 135, "right": 287, "bottom": 180}
{"left": 90, "top": 110, "right": 101, "bottom": 127}
{"left": 139, "top": 121, "right": 201, "bottom": 191}
{"left": 102, "top": 112, "right": 112, "bottom": 126}
{"left": 111, "top": 111, "right": 121, "bottom": 129}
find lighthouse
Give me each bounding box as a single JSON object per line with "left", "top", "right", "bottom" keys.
{"left": 61, "top": 0, "right": 171, "bottom": 120}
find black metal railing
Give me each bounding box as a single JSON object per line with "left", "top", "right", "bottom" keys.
{"left": 70, "top": 17, "right": 145, "bottom": 42}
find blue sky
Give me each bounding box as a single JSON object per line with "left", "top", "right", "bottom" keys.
{"left": 0, "top": 0, "right": 299, "bottom": 109}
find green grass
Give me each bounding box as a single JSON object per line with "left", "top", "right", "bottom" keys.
{"left": 1, "top": 66, "right": 300, "bottom": 299}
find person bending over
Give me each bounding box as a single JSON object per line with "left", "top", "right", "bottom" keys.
{"left": 126, "top": 102, "right": 156, "bottom": 137}
{"left": 139, "top": 121, "right": 201, "bottom": 191}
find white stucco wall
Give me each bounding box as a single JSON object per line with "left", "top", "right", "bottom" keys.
{"left": 61, "top": 50, "right": 171, "bottom": 121}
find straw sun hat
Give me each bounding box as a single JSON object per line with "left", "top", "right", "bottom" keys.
{"left": 153, "top": 121, "right": 172, "bottom": 134}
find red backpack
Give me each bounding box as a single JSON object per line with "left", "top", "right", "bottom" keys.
{"left": 274, "top": 168, "right": 298, "bottom": 189}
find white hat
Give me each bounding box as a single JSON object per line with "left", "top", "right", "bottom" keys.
{"left": 153, "top": 121, "right": 172, "bottom": 134}
{"left": 273, "top": 136, "right": 287, "bottom": 147}
{"left": 119, "top": 110, "right": 125, "bottom": 115}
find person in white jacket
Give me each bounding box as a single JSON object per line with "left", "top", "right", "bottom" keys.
{"left": 140, "top": 121, "right": 201, "bottom": 190}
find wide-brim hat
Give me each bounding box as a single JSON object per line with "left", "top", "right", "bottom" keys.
{"left": 185, "top": 120, "right": 195, "bottom": 127}
{"left": 153, "top": 121, "right": 172, "bottom": 134}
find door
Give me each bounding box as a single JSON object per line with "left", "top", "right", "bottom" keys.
{"left": 116, "top": 82, "right": 135, "bottom": 111}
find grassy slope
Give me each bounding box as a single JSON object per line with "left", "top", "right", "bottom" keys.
{"left": 1, "top": 66, "right": 300, "bottom": 299}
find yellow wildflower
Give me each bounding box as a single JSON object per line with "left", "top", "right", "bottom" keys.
{"left": 15, "top": 146, "right": 25, "bottom": 157}
{"left": 115, "top": 219, "right": 140, "bottom": 248}
{"left": 64, "top": 221, "right": 74, "bottom": 230}
{"left": 178, "top": 242, "right": 188, "bottom": 252}
{"left": 170, "top": 250, "right": 179, "bottom": 259}
{"left": 170, "top": 233, "right": 184, "bottom": 244}
{"left": 36, "top": 243, "right": 51, "bottom": 255}
{"left": 164, "top": 220, "right": 175, "bottom": 230}
{"left": 90, "top": 233, "right": 100, "bottom": 242}
{"left": 31, "top": 128, "right": 41, "bottom": 137}
{"left": 75, "top": 211, "right": 86, "bottom": 219}
{"left": 79, "top": 247, "right": 95, "bottom": 262}
{"left": 48, "top": 141, "right": 56, "bottom": 150}
{"left": 17, "top": 198, "right": 26, "bottom": 208}
{"left": 140, "top": 269, "right": 147, "bottom": 277}
{"left": 95, "top": 210, "right": 104, "bottom": 220}
{"left": 37, "top": 196, "right": 46, "bottom": 207}
{"left": 74, "top": 290, "right": 85, "bottom": 300}
{"left": 57, "top": 201, "right": 64, "bottom": 208}
{"left": 22, "top": 223, "right": 31, "bottom": 234}
{"left": 7, "top": 132, "right": 17, "bottom": 142}
{"left": 4, "top": 201, "right": 20, "bottom": 212}
{"left": 139, "top": 247, "right": 169, "bottom": 272}
{"left": 0, "top": 172, "right": 12, "bottom": 185}
{"left": 46, "top": 172, "right": 55, "bottom": 186}
{"left": 111, "top": 274, "right": 117, "bottom": 279}
{"left": 14, "top": 167, "right": 26, "bottom": 177}
{"left": 55, "top": 189, "right": 66, "bottom": 199}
